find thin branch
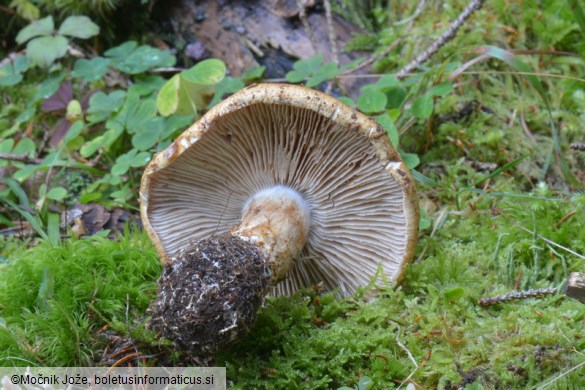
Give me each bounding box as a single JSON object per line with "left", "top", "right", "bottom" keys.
{"left": 479, "top": 287, "right": 558, "bottom": 307}
{"left": 396, "top": 0, "right": 486, "bottom": 79}
{"left": 323, "top": 0, "right": 338, "bottom": 65}
{"left": 0, "top": 153, "right": 43, "bottom": 164}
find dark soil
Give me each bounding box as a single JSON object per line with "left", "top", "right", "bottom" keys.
{"left": 148, "top": 234, "right": 271, "bottom": 358}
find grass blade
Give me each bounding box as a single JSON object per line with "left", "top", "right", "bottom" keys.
{"left": 4, "top": 178, "right": 30, "bottom": 207}
{"left": 568, "top": 0, "right": 585, "bottom": 38}
{"left": 47, "top": 212, "right": 60, "bottom": 246}
{"left": 478, "top": 46, "right": 581, "bottom": 186}
{"left": 0, "top": 198, "right": 49, "bottom": 241}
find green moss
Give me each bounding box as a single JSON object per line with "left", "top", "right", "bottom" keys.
{"left": 217, "top": 187, "right": 585, "bottom": 389}
{"left": 0, "top": 227, "right": 160, "bottom": 366}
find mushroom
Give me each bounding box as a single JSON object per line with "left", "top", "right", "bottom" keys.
{"left": 140, "top": 83, "right": 419, "bottom": 354}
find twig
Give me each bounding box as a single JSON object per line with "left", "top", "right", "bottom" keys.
{"left": 323, "top": 0, "right": 338, "bottom": 65}
{"left": 479, "top": 287, "right": 558, "bottom": 307}
{"left": 396, "top": 0, "right": 486, "bottom": 79}
{"left": 0, "top": 153, "right": 43, "bottom": 164}
{"left": 480, "top": 273, "right": 585, "bottom": 307}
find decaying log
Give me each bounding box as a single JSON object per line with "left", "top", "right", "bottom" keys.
{"left": 165, "top": 0, "right": 369, "bottom": 96}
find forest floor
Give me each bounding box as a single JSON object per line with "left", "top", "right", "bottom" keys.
{"left": 1, "top": 0, "right": 584, "bottom": 389}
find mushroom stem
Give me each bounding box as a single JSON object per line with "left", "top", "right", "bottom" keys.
{"left": 232, "top": 185, "right": 310, "bottom": 283}
{"left": 148, "top": 186, "right": 311, "bottom": 355}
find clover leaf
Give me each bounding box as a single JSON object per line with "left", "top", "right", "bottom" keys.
{"left": 15, "top": 15, "right": 100, "bottom": 67}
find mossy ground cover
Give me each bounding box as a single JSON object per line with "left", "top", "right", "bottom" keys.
{"left": 0, "top": 182, "right": 584, "bottom": 388}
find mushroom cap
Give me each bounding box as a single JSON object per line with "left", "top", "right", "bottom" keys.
{"left": 140, "top": 83, "right": 419, "bottom": 296}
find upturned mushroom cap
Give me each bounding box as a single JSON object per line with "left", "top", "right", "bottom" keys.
{"left": 140, "top": 83, "right": 419, "bottom": 296}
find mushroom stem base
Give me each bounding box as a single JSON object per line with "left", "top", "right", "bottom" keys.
{"left": 148, "top": 235, "right": 271, "bottom": 355}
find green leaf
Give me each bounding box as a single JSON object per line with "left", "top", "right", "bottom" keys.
{"left": 157, "top": 74, "right": 180, "bottom": 116}
{"left": 80, "top": 135, "right": 104, "bottom": 158}
{"left": 0, "top": 73, "right": 22, "bottom": 86}
{"left": 64, "top": 121, "right": 84, "bottom": 144}
{"left": 12, "top": 138, "right": 36, "bottom": 156}
{"left": 72, "top": 57, "right": 110, "bottom": 81}
{"left": 358, "top": 89, "right": 387, "bottom": 113}
{"left": 385, "top": 87, "right": 407, "bottom": 109}
{"left": 400, "top": 151, "right": 420, "bottom": 169}
{"left": 16, "top": 15, "right": 54, "bottom": 44}
{"left": 293, "top": 54, "right": 324, "bottom": 73}
{"left": 11, "top": 0, "right": 40, "bottom": 21}
{"left": 307, "top": 62, "right": 340, "bottom": 87}
{"left": 375, "top": 75, "right": 400, "bottom": 89}
{"left": 240, "top": 66, "right": 265, "bottom": 81}
{"left": 26, "top": 35, "right": 68, "bottom": 67}
{"left": 1, "top": 198, "right": 48, "bottom": 240}
{"left": 286, "top": 55, "right": 324, "bottom": 83}
{"left": 159, "top": 114, "right": 193, "bottom": 141}
{"left": 126, "top": 98, "right": 157, "bottom": 134}
{"left": 129, "top": 151, "right": 151, "bottom": 167}
{"left": 37, "top": 266, "right": 55, "bottom": 307}
{"left": 111, "top": 151, "right": 135, "bottom": 176}
{"left": 176, "top": 79, "right": 207, "bottom": 116}
{"left": 209, "top": 76, "right": 245, "bottom": 107}
{"left": 4, "top": 177, "right": 30, "bottom": 206}
{"left": 132, "top": 118, "right": 164, "bottom": 151}
{"left": 285, "top": 70, "right": 307, "bottom": 83}
{"left": 102, "top": 127, "right": 124, "bottom": 149}
{"left": 13, "top": 165, "right": 40, "bottom": 182}
{"left": 337, "top": 96, "right": 356, "bottom": 108}
{"left": 429, "top": 82, "right": 453, "bottom": 97}
{"left": 34, "top": 72, "right": 65, "bottom": 101}
{"left": 106, "top": 42, "right": 175, "bottom": 74}
{"left": 79, "top": 192, "right": 102, "bottom": 203}
{"left": 132, "top": 75, "right": 165, "bottom": 96}
{"left": 444, "top": 287, "right": 465, "bottom": 302}
{"left": 0, "top": 56, "right": 30, "bottom": 86}
{"left": 104, "top": 41, "right": 137, "bottom": 57}
{"left": 57, "top": 16, "right": 100, "bottom": 39}
{"left": 181, "top": 59, "right": 226, "bottom": 85}
{"left": 419, "top": 208, "right": 432, "bottom": 230}
{"left": 0, "top": 139, "right": 14, "bottom": 154}
{"left": 46, "top": 187, "right": 67, "bottom": 200}
{"left": 411, "top": 94, "right": 433, "bottom": 119}
{"left": 374, "top": 113, "right": 398, "bottom": 147}
{"left": 87, "top": 90, "right": 126, "bottom": 123}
